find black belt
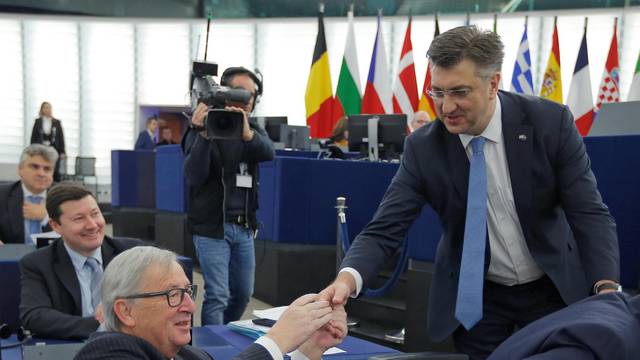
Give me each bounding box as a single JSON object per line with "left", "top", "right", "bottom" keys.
{"left": 226, "top": 215, "right": 247, "bottom": 226}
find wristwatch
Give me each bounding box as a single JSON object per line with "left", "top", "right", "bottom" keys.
{"left": 593, "top": 281, "right": 622, "bottom": 294}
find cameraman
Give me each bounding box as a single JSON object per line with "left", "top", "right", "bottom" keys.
{"left": 182, "top": 67, "right": 275, "bottom": 325}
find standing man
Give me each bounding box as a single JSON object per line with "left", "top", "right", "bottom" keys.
{"left": 30, "top": 102, "right": 66, "bottom": 181}
{"left": 134, "top": 116, "right": 158, "bottom": 150}
{"left": 321, "top": 26, "right": 619, "bottom": 359}
{"left": 19, "top": 182, "right": 141, "bottom": 339}
{"left": 0, "top": 144, "right": 56, "bottom": 245}
{"left": 183, "top": 67, "right": 274, "bottom": 325}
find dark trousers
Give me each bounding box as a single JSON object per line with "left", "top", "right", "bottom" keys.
{"left": 453, "top": 275, "right": 566, "bottom": 360}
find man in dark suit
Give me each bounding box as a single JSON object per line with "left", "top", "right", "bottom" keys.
{"left": 488, "top": 292, "right": 640, "bottom": 359}
{"left": 0, "top": 144, "right": 57, "bottom": 245}
{"left": 19, "top": 182, "right": 141, "bottom": 339}
{"left": 74, "top": 246, "right": 347, "bottom": 360}
{"left": 30, "top": 101, "right": 66, "bottom": 181}
{"left": 134, "top": 116, "right": 158, "bottom": 150}
{"left": 156, "top": 127, "right": 178, "bottom": 146}
{"left": 320, "top": 26, "right": 619, "bottom": 359}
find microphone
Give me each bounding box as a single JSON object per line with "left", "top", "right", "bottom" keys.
{"left": 0, "top": 324, "right": 33, "bottom": 350}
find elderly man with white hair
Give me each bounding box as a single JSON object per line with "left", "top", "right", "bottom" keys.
{"left": 74, "top": 246, "right": 347, "bottom": 360}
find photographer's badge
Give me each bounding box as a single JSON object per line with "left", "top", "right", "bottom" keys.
{"left": 237, "top": 162, "right": 252, "bottom": 188}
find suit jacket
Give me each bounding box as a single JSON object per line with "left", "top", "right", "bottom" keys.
{"left": 74, "top": 331, "right": 272, "bottom": 360}
{"left": 19, "top": 236, "right": 142, "bottom": 339}
{"left": 488, "top": 292, "right": 640, "bottom": 360}
{"left": 31, "top": 117, "right": 65, "bottom": 155}
{"left": 0, "top": 181, "right": 51, "bottom": 244}
{"left": 135, "top": 130, "right": 156, "bottom": 150}
{"left": 341, "top": 91, "right": 619, "bottom": 341}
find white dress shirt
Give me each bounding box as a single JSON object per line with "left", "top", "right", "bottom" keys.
{"left": 42, "top": 116, "right": 52, "bottom": 135}
{"left": 64, "top": 243, "right": 103, "bottom": 316}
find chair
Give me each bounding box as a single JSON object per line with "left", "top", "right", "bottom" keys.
{"left": 74, "top": 157, "right": 98, "bottom": 195}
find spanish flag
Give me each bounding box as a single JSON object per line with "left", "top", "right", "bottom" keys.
{"left": 305, "top": 7, "right": 335, "bottom": 138}
{"left": 540, "top": 17, "right": 562, "bottom": 104}
{"left": 418, "top": 13, "right": 439, "bottom": 120}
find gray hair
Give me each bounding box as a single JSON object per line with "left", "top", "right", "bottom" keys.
{"left": 427, "top": 25, "right": 504, "bottom": 77}
{"left": 102, "top": 246, "right": 177, "bottom": 331}
{"left": 19, "top": 144, "right": 59, "bottom": 166}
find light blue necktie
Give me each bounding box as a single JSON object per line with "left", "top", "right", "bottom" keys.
{"left": 84, "top": 257, "right": 103, "bottom": 312}
{"left": 24, "top": 195, "right": 43, "bottom": 244}
{"left": 455, "top": 136, "right": 488, "bottom": 330}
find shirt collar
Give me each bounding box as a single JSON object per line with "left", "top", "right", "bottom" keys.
{"left": 63, "top": 242, "right": 103, "bottom": 272}
{"left": 147, "top": 129, "right": 155, "bottom": 138}
{"left": 459, "top": 96, "right": 502, "bottom": 149}
{"left": 21, "top": 182, "right": 47, "bottom": 199}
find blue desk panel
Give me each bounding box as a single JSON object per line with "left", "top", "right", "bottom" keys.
{"left": 111, "top": 150, "right": 156, "bottom": 208}
{"left": 156, "top": 145, "right": 188, "bottom": 213}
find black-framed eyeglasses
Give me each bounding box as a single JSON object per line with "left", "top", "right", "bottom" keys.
{"left": 120, "top": 284, "right": 197, "bottom": 307}
{"left": 427, "top": 88, "right": 473, "bottom": 100}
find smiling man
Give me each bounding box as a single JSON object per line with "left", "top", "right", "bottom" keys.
{"left": 75, "top": 247, "right": 347, "bottom": 360}
{"left": 0, "top": 144, "right": 57, "bottom": 245}
{"left": 19, "top": 182, "right": 142, "bottom": 339}
{"left": 320, "top": 25, "right": 619, "bottom": 359}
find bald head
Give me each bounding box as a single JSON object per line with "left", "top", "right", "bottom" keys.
{"left": 410, "top": 111, "right": 430, "bottom": 132}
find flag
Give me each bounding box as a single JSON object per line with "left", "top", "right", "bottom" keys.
{"left": 418, "top": 15, "right": 440, "bottom": 120}
{"left": 596, "top": 18, "right": 620, "bottom": 110}
{"left": 362, "top": 13, "right": 392, "bottom": 114}
{"left": 510, "top": 19, "right": 534, "bottom": 95}
{"left": 334, "top": 10, "right": 362, "bottom": 118}
{"left": 566, "top": 22, "right": 594, "bottom": 136}
{"left": 628, "top": 51, "right": 640, "bottom": 101}
{"left": 305, "top": 8, "right": 335, "bottom": 138}
{"left": 392, "top": 16, "right": 419, "bottom": 124}
{"left": 540, "top": 18, "right": 562, "bottom": 104}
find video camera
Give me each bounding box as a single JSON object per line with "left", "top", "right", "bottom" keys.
{"left": 190, "top": 61, "right": 252, "bottom": 139}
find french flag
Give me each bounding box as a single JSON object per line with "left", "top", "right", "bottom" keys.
{"left": 566, "top": 25, "right": 594, "bottom": 136}
{"left": 362, "top": 13, "right": 392, "bottom": 114}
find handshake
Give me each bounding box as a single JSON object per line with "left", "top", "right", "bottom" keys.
{"left": 264, "top": 293, "right": 348, "bottom": 360}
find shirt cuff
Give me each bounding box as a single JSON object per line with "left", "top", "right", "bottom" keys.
{"left": 255, "top": 336, "right": 283, "bottom": 360}
{"left": 339, "top": 267, "right": 363, "bottom": 297}
{"left": 290, "top": 349, "right": 311, "bottom": 360}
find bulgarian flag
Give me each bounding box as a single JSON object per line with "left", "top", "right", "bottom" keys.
{"left": 566, "top": 19, "right": 594, "bottom": 136}
{"left": 418, "top": 14, "right": 440, "bottom": 120}
{"left": 596, "top": 18, "right": 620, "bottom": 110}
{"left": 305, "top": 6, "right": 335, "bottom": 138}
{"left": 392, "top": 16, "right": 419, "bottom": 123}
{"left": 628, "top": 51, "right": 640, "bottom": 101}
{"left": 540, "top": 17, "right": 562, "bottom": 104}
{"left": 334, "top": 9, "right": 362, "bottom": 118}
{"left": 361, "top": 12, "right": 392, "bottom": 114}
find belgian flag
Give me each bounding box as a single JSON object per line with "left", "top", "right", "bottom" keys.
{"left": 305, "top": 7, "right": 335, "bottom": 138}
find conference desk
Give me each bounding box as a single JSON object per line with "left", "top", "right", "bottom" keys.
{"left": 1, "top": 326, "right": 399, "bottom": 360}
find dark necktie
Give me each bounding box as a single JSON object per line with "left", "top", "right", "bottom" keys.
{"left": 455, "top": 136, "right": 487, "bottom": 330}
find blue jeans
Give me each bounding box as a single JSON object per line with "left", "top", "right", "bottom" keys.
{"left": 193, "top": 223, "right": 255, "bottom": 325}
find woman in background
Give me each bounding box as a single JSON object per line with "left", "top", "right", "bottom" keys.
{"left": 31, "top": 101, "right": 66, "bottom": 181}
{"left": 330, "top": 116, "right": 349, "bottom": 152}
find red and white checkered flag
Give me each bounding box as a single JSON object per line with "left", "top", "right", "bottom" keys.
{"left": 596, "top": 19, "right": 620, "bottom": 111}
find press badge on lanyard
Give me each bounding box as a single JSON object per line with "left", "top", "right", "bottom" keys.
{"left": 236, "top": 162, "right": 252, "bottom": 188}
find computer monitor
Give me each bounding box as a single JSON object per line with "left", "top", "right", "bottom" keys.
{"left": 250, "top": 116, "right": 288, "bottom": 142}
{"left": 348, "top": 114, "right": 407, "bottom": 160}
{"left": 279, "top": 124, "right": 310, "bottom": 150}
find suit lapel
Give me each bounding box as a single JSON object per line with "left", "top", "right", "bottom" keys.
{"left": 500, "top": 92, "right": 534, "bottom": 230}
{"left": 101, "top": 236, "right": 117, "bottom": 267}
{"left": 53, "top": 240, "right": 83, "bottom": 313}
{"left": 8, "top": 182, "right": 24, "bottom": 242}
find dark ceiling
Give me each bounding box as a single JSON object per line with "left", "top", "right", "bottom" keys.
{"left": 0, "top": 0, "right": 636, "bottom": 18}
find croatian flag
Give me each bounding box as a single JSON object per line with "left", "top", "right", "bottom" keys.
{"left": 510, "top": 22, "right": 534, "bottom": 95}
{"left": 362, "top": 13, "right": 392, "bottom": 114}
{"left": 566, "top": 26, "right": 594, "bottom": 136}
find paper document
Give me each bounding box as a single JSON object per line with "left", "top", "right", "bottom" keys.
{"left": 252, "top": 306, "right": 287, "bottom": 320}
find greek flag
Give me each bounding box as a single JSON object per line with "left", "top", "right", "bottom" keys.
{"left": 510, "top": 24, "right": 534, "bottom": 95}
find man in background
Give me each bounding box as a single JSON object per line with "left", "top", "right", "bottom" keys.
{"left": 156, "top": 127, "right": 177, "bottom": 146}
{"left": 134, "top": 116, "right": 158, "bottom": 150}
{"left": 0, "top": 144, "right": 56, "bottom": 245}
{"left": 19, "top": 182, "right": 141, "bottom": 339}
{"left": 410, "top": 110, "right": 430, "bottom": 132}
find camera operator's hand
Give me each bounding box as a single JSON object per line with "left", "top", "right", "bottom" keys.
{"left": 191, "top": 103, "right": 208, "bottom": 127}
{"left": 226, "top": 105, "right": 254, "bottom": 142}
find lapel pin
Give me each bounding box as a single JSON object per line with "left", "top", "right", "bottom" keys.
{"left": 518, "top": 134, "right": 527, "bottom": 141}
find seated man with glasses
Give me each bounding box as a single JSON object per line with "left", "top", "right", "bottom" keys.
{"left": 75, "top": 246, "right": 347, "bottom": 360}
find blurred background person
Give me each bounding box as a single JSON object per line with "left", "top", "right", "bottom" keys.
{"left": 135, "top": 116, "right": 158, "bottom": 150}
{"left": 329, "top": 116, "right": 349, "bottom": 152}
{"left": 31, "top": 101, "right": 66, "bottom": 182}
{"left": 410, "top": 111, "right": 429, "bottom": 132}
{"left": 156, "top": 127, "right": 177, "bottom": 146}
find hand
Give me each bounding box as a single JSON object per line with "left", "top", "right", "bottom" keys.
{"left": 318, "top": 272, "right": 356, "bottom": 306}
{"left": 225, "top": 105, "right": 253, "bottom": 142}
{"left": 94, "top": 303, "right": 104, "bottom": 323}
{"left": 0, "top": 239, "right": 4, "bottom": 245}
{"left": 191, "top": 102, "right": 209, "bottom": 127}
{"left": 266, "top": 294, "right": 333, "bottom": 354}
{"left": 298, "top": 306, "right": 348, "bottom": 360}
{"left": 23, "top": 202, "right": 47, "bottom": 221}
